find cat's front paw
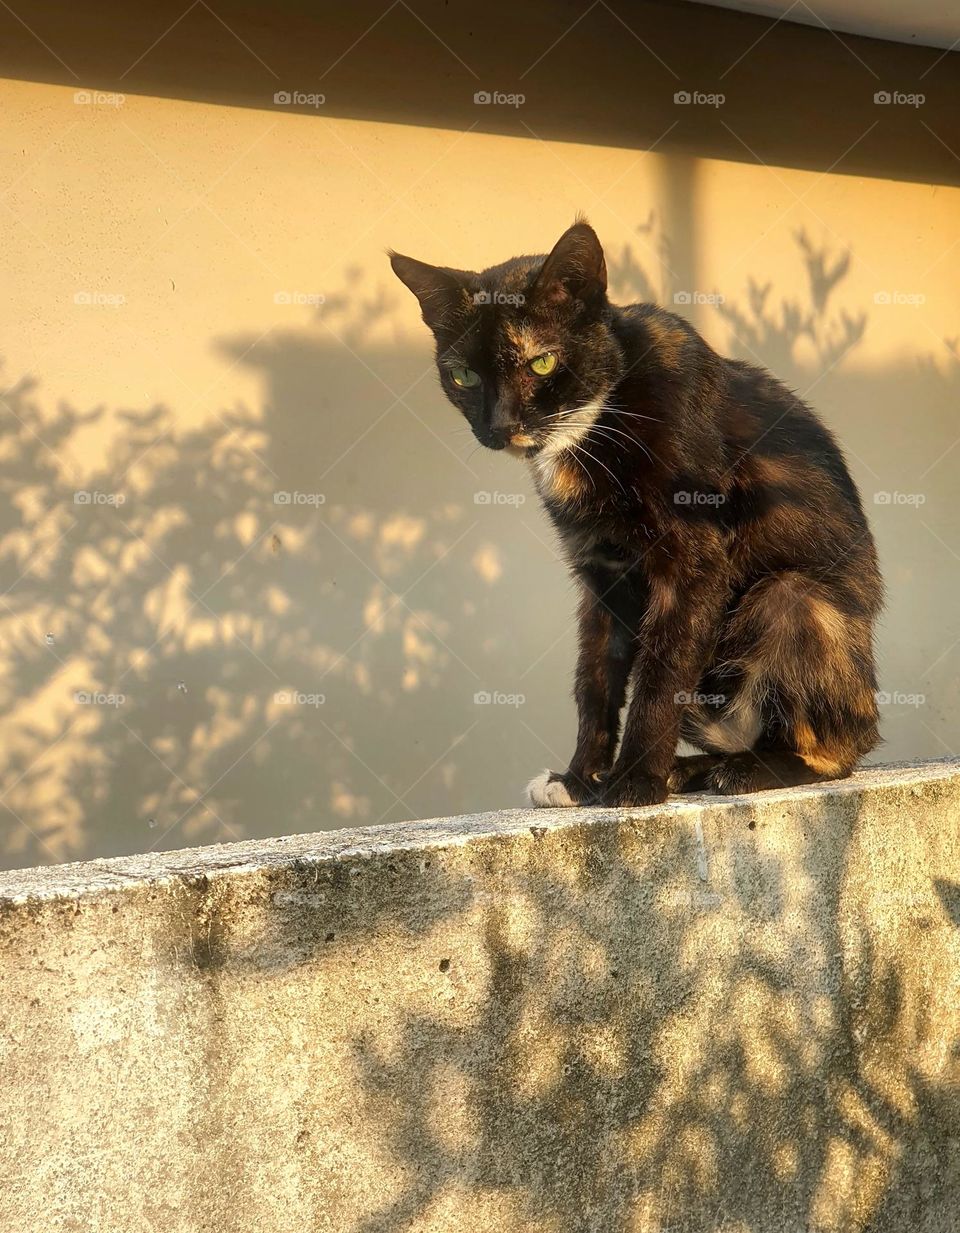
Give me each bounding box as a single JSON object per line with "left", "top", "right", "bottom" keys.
{"left": 598, "top": 771, "right": 668, "bottom": 808}
{"left": 526, "top": 769, "right": 598, "bottom": 808}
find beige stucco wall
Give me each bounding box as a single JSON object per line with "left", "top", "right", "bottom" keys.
{"left": 0, "top": 2, "right": 957, "bottom": 866}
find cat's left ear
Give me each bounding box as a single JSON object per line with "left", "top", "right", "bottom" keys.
{"left": 389, "top": 252, "right": 472, "bottom": 332}
{"left": 532, "top": 220, "right": 607, "bottom": 307}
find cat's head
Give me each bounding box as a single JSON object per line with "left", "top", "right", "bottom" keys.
{"left": 389, "top": 220, "right": 623, "bottom": 455}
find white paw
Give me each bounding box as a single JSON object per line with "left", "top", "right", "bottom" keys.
{"left": 525, "top": 770, "right": 575, "bottom": 808}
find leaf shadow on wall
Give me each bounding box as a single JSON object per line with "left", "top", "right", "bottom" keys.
{"left": 166, "top": 782, "right": 960, "bottom": 1231}
{"left": 327, "top": 797, "right": 960, "bottom": 1233}
{"left": 0, "top": 232, "right": 957, "bottom": 867}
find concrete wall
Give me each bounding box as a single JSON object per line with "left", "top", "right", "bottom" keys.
{"left": 2, "top": 758, "right": 960, "bottom": 1231}
{"left": 0, "top": 1, "right": 958, "bottom": 867}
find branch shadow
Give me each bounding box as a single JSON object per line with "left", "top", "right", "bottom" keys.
{"left": 0, "top": 230, "right": 956, "bottom": 870}
{"left": 153, "top": 782, "right": 960, "bottom": 1230}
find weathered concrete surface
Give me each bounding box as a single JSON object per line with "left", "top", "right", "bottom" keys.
{"left": 2, "top": 760, "right": 960, "bottom": 1232}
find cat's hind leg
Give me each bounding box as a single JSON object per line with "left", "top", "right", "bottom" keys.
{"left": 701, "top": 570, "right": 879, "bottom": 795}
{"left": 667, "top": 753, "right": 724, "bottom": 793}
{"left": 709, "top": 749, "right": 846, "bottom": 794}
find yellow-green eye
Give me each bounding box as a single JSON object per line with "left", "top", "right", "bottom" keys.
{"left": 529, "top": 352, "right": 558, "bottom": 377}
{"left": 450, "top": 366, "right": 480, "bottom": 388}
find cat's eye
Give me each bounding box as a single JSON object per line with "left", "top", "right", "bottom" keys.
{"left": 450, "top": 366, "right": 480, "bottom": 388}
{"left": 529, "top": 352, "right": 558, "bottom": 377}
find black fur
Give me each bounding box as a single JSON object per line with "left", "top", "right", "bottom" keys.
{"left": 391, "top": 221, "right": 882, "bottom": 805}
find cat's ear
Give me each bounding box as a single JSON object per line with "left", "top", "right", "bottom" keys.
{"left": 531, "top": 220, "right": 607, "bottom": 307}
{"left": 389, "top": 252, "right": 472, "bottom": 332}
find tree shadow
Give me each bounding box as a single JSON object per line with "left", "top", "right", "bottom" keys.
{"left": 144, "top": 777, "right": 960, "bottom": 1230}
{"left": 715, "top": 228, "right": 867, "bottom": 384}
{"left": 1, "top": 231, "right": 957, "bottom": 868}
{"left": 338, "top": 786, "right": 959, "bottom": 1229}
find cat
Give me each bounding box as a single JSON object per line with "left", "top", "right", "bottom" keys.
{"left": 390, "top": 219, "right": 882, "bottom": 808}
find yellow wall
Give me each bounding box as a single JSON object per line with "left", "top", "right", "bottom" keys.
{"left": 0, "top": 9, "right": 958, "bottom": 866}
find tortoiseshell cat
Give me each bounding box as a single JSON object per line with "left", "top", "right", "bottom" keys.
{"left": 390, "top": 220, "right": 882, "bottom": 807}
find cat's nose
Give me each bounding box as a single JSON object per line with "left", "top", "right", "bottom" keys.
{"left": 478, "top": 426, "right": 511, "bottom": 450}
{"left": 485, "top": 393, "right": 523, "bottom": 449}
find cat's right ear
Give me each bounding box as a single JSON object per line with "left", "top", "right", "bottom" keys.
{"left": 389, "top": 252, "right": 471, "bottom": 332}
{"left": 531, "top": 220, "right": 607, "bottom": 308}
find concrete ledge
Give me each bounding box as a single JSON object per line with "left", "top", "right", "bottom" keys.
{"left": 3, "top": 759, "right": 960, "bottom": 1231}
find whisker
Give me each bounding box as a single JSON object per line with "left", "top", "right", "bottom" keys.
{"left": 564, "top": 443, "right": 597, "bottom": 493}
{"left": 584, "top": 425, "right": 638, "bottom": 445}
{"left": 571, "top": 440, "right": 630, "bottom": 496}
{"left": 605, "top": 407, "right": 662, "bottom": 424}
{"left": 586, "top": 424, "right": 657, "bottom": 468}
{"left": 585, "top": 424, "right": 650, "bottom": 452}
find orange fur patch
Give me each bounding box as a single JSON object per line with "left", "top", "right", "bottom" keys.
{"left": 800, "top": 751, "right": 848, "bottom": 776}
{"left": 645, "top": 317, "right": 687, "bottom": 369}
{"left": 749, "top": 455, "right": 798, "bottom": 488}
{"left": 505, "top": 322, "right": 551, "bottom": 360}
{"left": 852, "top": 686, "right": 880, "bottom": 721}
{"left": 807, "top": 596, "right": 848, "bottom": 646}
{"left": 549, "top": 459, "right": 585, "bottom": 503}
{"left": 646, "top": 576, "right": 676, "bottom": 623}
{"left": 794, "top": 718, "right": 848, "bottom": 777}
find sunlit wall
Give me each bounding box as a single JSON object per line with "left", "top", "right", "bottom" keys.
{"left": 0, "top": 1, "right": 957, "bottom": 867}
